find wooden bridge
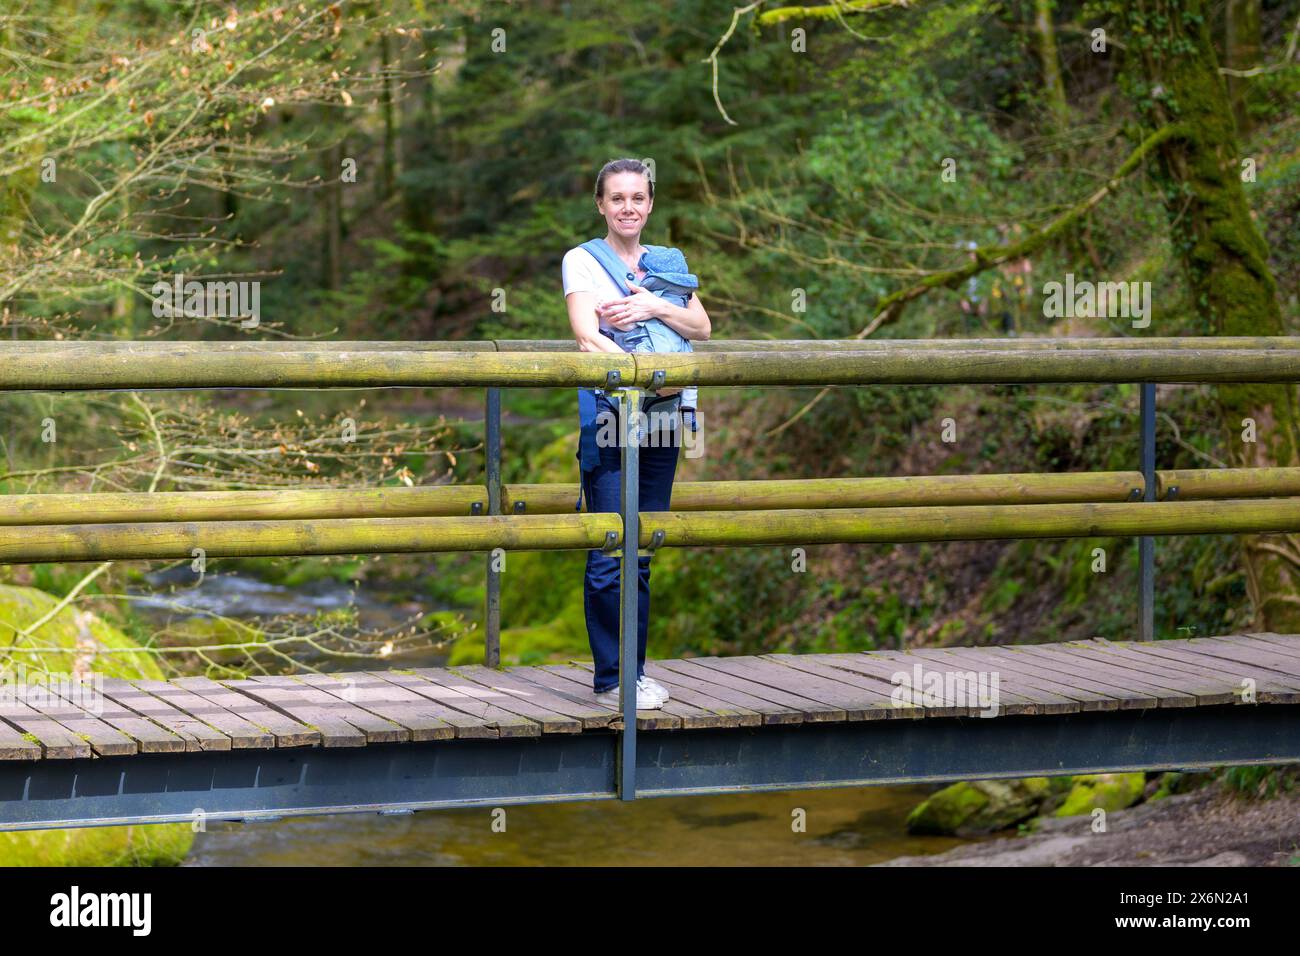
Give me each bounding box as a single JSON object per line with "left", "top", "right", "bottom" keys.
{"left": 2, "top": 337, "right": 1300, "bottom": 830}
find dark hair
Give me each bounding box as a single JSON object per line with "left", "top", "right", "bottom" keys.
{"left": 594, "top": 158, "right": 654, "bottom": 200}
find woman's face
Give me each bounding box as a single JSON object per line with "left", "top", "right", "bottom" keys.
{"left": 596, "top": 171, "right": 653, "bottom": 241}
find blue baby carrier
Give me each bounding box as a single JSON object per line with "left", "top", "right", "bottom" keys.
{"left": 574, "top": 238, "right": 700, "bottom": 510}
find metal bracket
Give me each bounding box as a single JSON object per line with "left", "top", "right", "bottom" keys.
{"left": 605, "top": 369, "right": 622, "bottom": 390}
{"left": 1127, "top": 487, "right": 1143, "bottom": 501}
{"left": 513, "top": 500, "right": 526, "bottom": 514}
{"left": 471, "top": 501, "right": 484, "bottom": 516}
{"left": 650, "top": 369, "right": 666, "bottom": 389}
{"left": 636, "top": 529, "right": 667, "bottom": 558}
{"left": 1165, "top": 485, "right": 1179, "bottom": 501}
{"left": 600, "top": 531, "right": 620, "bottom": 553}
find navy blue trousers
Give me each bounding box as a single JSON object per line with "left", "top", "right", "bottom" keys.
{"left": 580, "top": 398, "right": 682, "bottom": 693}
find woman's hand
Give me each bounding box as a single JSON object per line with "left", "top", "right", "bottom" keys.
{"left": 596, "top": 282, "right": 663, "bottom": 330}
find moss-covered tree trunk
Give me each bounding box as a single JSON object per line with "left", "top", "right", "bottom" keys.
{"left": 1033, "top": 0, "right": 1069, "bottom": 129}
{"left": 1223, "top": 0, "right": 1261, "bottom": 135}
{"left": 1116, "top": 0, "right": 1300, "bottom": 631}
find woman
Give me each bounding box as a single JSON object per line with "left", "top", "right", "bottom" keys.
{"left": 561, "top": 158, "right": 711, "bottom": 709}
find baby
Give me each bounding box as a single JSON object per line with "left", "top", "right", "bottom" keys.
{"left": 598, "top": 243, "right": 699, "bottom": 415}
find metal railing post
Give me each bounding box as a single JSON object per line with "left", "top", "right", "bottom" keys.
{"left": 617, "top": 386, "right": 642, "bottom": 801}
{"left": 484, "top": 387, "right": 502, "bottom": 668}
{"left": 1139, "top": 382, "right": 1156, "bottom": 641}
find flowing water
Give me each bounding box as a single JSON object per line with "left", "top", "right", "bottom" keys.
{"left": 132, "top": 571, "right": 980, "bottom": 865}
{"left": 187, "top": 786, "right": 971, "bottom": 866}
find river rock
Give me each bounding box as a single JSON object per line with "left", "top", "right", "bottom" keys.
{"left": 906, "top": 777, "right": 1052, "bottom": 835}
{"left": 1054, "top": 772, "right": 1146, "bottom": 817}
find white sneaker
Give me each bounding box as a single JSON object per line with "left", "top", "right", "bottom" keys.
{"left": 640, "top": 675, "right": 671, "bottom": 701}
{"left": 595, "top": 683, "right": 664, "bottom": 711}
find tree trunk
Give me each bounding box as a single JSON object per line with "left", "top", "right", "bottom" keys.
{"left": 1224, "top": 0, "right": 1261, "bottom": 136}
{"left": 323, "top": 140, "right": 344, "bottom": 292}
{"left": 1033, "top": 0, "right": 1069, "bottom": 128}
{"left": 1117, "top": 0, "right": 1300, "bottom": 631}
{"left": 378, "top": 31, "right": 398, "bottom": 202}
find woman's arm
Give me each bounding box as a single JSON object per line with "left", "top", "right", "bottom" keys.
{"left": 566, "top": 291, "right": 626, "bottom": 353}
{"left": 600, "top": 286, "right": 712, "bottom": 341}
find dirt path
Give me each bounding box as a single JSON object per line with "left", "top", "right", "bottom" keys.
{"left": 880, "top": 784, "right": 1300, "bottom": 867}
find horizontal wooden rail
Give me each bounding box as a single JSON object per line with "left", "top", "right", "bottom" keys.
{"left": 10, "top": 336, "right": 1300, "bottom": 352}
{"left": 4, "top": 498, "right": 1300, "bottom": 563}
{"left": 0, "top": 513, "right": 621, "bottom": 564}
{"left": 3, "top": 347, "right": 1300, "bottom": 391}
{"left": 5, "top": 468, "right": 1300, "bottom": 525}
{"left": 645, "top": 499, "right": 1300, "bottom": 548}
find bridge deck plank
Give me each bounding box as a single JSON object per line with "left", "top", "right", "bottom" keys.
{"left": 649, "top": 661, "right": 804, "bottom": 725}
{"left": 821, "top": 653, "right": 977, "bottom": 718}
{"left": 0, "top": 718, "right": 43, "bottom": 760}
{"left": 45, "top": 685, "right": 187, "bottom": 753}
{"left": 643, "top": 663, "right": 764, "bottom": 727}
{"left": 16, "top": 695, "right": 136, "bottom": 756}
{"left": 102, "top": 678, "right": 231, "bottom": 751}
{"left": 293, "top": 674, "right": 458, "bottom": 741}
{"left": 7, "top": 633, "right": 1300, "bottom": 760}
{"left": 760, "top": 654, "right": 923, "bottom": 718}
{"left": 411, "top": 667, "right": 581, "bottom": 734}
{"left": 1113, "top": 641, "right": 1300, "bottom": 702}
{"left": 399, "top": 669, "right": 544, "bottom": 737}
{"left": 455, "top": 665, "right": 613, "bottom": 730}
{"left": 1163, "top": 638, "right": 1300, "bottom": 688}
{"left": 170, "top": 677, "right": 319, "bottom": 747}
{"left": 1045, "top": 642, "right": 1238, "bottom": 705}
{"left": 954, "top": 644, "right": 1158, "bottom": 709}
{"left": 893, "top": 648, "right": 1073, "bottom": 715}
{"left": 567, "top": 660, "right": 736, "bottom": 729}
{"left": 221, "top": 679, "right": 372, "bottom": 747}
{"left": 1007, "top": 645, "right": 1200, "bottom": 706}
{"left": 130, "top": 679, "right": 275, "bottom": 749}
{"left": 534, "top": 665, "right": 681, "bottom": 731}
{"left": 916, "top": 645, "right": 1120, "bottom": 711}
{"left": 1235, "top": 633, "right": 1300, "bottom": 661}
{"left": 679, "top": 658, "right": 850, "bottom": 722}
{"left": 0, "top": 700, "right": 92, "bottom": 759}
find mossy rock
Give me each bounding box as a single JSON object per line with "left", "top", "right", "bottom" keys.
{"left": 0, "top": 584, "right": 193, "bottom": 865}
{"left": 163, "top": 615, "right": 267, "bottom": 665}
{"left": 906, "top": 777, "right": 1052, "bottom": 835}
{"left": 1054, "top": 772, "right": 1145, "bottom": 817}
{"left": 0, "top": 583, "right": 165, "bottom": 680}
{"left": 448, "top": 598, "right": 588, "bottom": 667}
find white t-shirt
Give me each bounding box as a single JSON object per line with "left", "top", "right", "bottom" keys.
{"left": 562, "top": 246, "right": 639, "bottom": 331}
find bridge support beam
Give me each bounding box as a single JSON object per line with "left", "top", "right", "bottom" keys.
{"left": 3, "top": 704, "right": 1298, "bottom": 833}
